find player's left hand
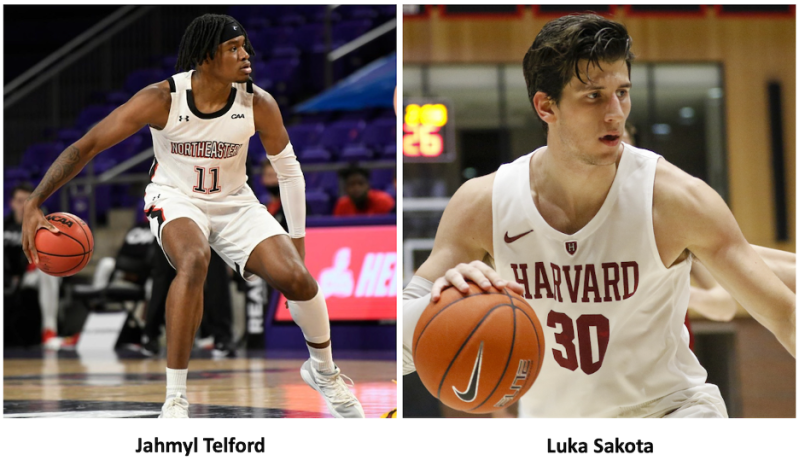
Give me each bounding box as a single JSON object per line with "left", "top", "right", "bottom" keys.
{"left": 291, "top": 236, "right": 305, "bottom": 261}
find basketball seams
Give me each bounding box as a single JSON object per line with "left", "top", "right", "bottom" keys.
{"left": 503, "top": 287, "right": 545, "bottom": 397}
{"left": 37, "top": 230, "right": 85, "bottom": 255}
{"left": 470, "top": 304, "right": 517, "bottom": 412}
{"left": 38, "top": 212, "right": 93, "bottom": 276}
{"left": 504, "top": 288, "right": 545, "bottom": 379}
{"left": 412, "top": 289, "right": 506, "bottom": 360}
{"left": 36, "top": 251, "right": 90, "bottom": 258}
{"left": 514, "top": 304, "right": 546, "bottom": 387}
{"left": 65, "top": 213, "right": 94, "bottom": 252}
{"left": 434, "top": 302, "right": 511, "bottom": 399}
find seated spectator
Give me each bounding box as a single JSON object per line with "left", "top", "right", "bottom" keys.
{"left": 4, "top": 182, "right": 71, "bottom": 349}
{"left": 333, "top": 166, "right": 395, "bottom": 216}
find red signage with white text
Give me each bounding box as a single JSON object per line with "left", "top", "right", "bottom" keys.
{"left": 275, "top": 225, "right": 397, "bottom": 321}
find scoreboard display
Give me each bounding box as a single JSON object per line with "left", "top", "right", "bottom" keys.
{"left": 403, "top": 98, "right": 456, "bottom": 163}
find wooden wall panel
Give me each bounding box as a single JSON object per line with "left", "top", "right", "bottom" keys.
{"left": 404, "top": 7, "right": 796, "bottom": 250}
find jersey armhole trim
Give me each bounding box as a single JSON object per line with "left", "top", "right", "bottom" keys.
{"left": 167, "top": 77, "right": 176, "bottom": 93}
{"left": 246, "top": 79, "right": 253, "bottom": 94}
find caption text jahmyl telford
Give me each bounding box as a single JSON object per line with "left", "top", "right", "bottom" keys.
{"left": 136, "top": 437, "right": 265, "bottom": 456}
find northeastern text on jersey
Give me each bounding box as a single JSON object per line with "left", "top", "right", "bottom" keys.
{"left": 170, "top": 141, "right": 243, "bottom": 159}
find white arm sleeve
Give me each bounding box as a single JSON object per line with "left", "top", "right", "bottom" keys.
{"left": 266, "top": 142, "right": 305, "bottom": 238}
{"left": 402, "top": 275, "right": 434, "bottom": 376}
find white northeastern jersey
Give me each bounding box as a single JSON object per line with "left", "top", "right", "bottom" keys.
{"left": 492, "top": 144, "right": 709, "bottom": 417}
{"left": 149, "top": 70, "right": 254, "bottom": 199}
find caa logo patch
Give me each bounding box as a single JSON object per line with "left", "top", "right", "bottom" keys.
{"left": 231, "top": 114, "right": 245, "bottom": 119}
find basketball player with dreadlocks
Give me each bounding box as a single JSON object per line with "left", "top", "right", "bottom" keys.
{"left": 21, "top": 14, "right": 364, "bottom": 418}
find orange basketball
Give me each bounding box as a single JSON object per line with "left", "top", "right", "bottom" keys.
{"left": 412, "top": 282, "right": 544, "bottom": 414}
{"left": 34, "top": 212, "right": 94, "bottom": 277}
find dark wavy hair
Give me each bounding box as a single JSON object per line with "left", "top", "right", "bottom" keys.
{"left": 176, "top": 14, "right": 254, "bottom": 71}
{"left": 523, "top": 14, "right": 634, "bottom": 132}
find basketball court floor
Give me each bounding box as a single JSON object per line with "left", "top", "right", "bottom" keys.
{"left": 4, "top": 349, "right": 396, "bottom": 418}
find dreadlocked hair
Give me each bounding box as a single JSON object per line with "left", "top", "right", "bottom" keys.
{"left": 175, "top": 14, "right": 255, "bottom": 71}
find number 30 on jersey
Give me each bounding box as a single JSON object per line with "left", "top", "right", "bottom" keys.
{"left": 547, "top": 311, "right": 609, "bottom": 374}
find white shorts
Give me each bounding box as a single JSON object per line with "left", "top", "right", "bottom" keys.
{"left": 143, "top": 182, "right": 287, "bottom": 281}
{"left": 619, "top": 384, "right": 728, "bottom": 418}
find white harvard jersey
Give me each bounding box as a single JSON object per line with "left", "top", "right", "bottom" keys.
{"left": 149, "top": 71, "right": 254, "bottom": 199}
{"left": 492, "top": 144, "right": 710, "bottom": 417}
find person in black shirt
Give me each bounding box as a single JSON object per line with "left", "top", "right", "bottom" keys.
{"left": 4, "top": 183, "right": 68, "bottom": 349}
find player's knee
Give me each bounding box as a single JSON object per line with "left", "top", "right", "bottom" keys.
{"left": 282, "top": 268, "right": 318, "bottom": 301}
{"left": 173, "top": 247, "right": 211, "bottom": 284}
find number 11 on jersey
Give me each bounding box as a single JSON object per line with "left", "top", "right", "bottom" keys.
{"left": 193, "top": 166, "right": 221, "bottom": 194}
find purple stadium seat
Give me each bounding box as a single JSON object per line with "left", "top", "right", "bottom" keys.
{"left": 56, "top": 128, "right": 84, "bottom": 147}
{"left": 255, "top": 58, "right": 300, "bottom": 99}
{"left": 105, "top": 91, "right": 131, "bottom": 106}
{"left": 161, "top": 56, "right": 177, "bottom": 74}
{"left": 278, "top": 13, "right": 306, "bottom": 28}
{"left": 305, "top": 170, "right": 340, "bottom": 199}
{"left": 305, "top": 189, "right": 331, "bottom": 216}
{"left": 133, "top": 126, "right": 154, "bottom": 153}
{"left": 271, "top": 46, "right": 301, "bottom": 58}
{"left": 380, "top": 144, "right": 396, "bottom": 160}
{"left": 333, "top": 20, "right": 373, "bottom": 44}
{"left": 299, "top": 147, "right": 332, "bottom": 164}
{"left": 340, "top": 145, "right": 374, "bottom": 162}
{"left": 247, "top": 134, "right": 266, "bottom": 164}
{"left": 245, "top": 17, "right": 270, "bottom": 31}
{"left": 4, "top": 167, "right": 30, "bottom": 181}
{"left": 286, "top": 122, "right": 324, "bottom": 153}
{"left": 370, "top": 168, "right": 395, "bottom": 192}
{"left": 103, "top": 134, "right": 142, "bottom": 165}
{"left": 338, "top": 5, "right": 379, "bottom": 20}
{"left": 124, "top": 68, "right": 168, "bottom": 94}
{"left": 75, "top": 105, "right": 115, "bottom": 131}
{"left": 292, "top": 24, "right": 325, "bottom": 52}
{"left": 316, "top": 120, "right": 367, "bottom": 154}
{"left": 20, "top": 142, "right": 65, "bottom": 176}
{"left": 359, "top": 117, "right": 396, "bottom": 158}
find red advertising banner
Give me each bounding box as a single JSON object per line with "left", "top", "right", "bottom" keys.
{"left": 275, "top": 225, "right": 397, "bottom": 321}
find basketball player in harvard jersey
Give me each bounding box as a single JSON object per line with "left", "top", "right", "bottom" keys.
{"left": 403, "top": 14, "right": 795, "bottom": 418}
{"left": 22, "top": 14, "right": 363, "bottom": 418}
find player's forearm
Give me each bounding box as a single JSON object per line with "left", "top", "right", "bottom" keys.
{"left": 402, "top": 275, "right": 434, "bottom": 375}
{"left": 746, "top": 297, "right": 796, "bottom": 357}
{"left": 26, "top": 145, "right": 91, "bottom": 207}
{"left": 267, "top": 142, "right": 305, "bottom": 237}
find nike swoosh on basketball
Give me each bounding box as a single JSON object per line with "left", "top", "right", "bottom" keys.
{"left": 453, "top": 341, "right": 484, "bottom": 403}
{"left": 504, "top": 229, "right": 534, "bottom": 243}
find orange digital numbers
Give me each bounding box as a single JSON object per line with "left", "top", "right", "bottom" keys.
{"left": 403, "top": 102, "right": 453, "bottom": 161}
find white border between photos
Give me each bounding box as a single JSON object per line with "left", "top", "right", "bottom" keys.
{"left": 1, "top": 1, "right": 797, "bottom": 465}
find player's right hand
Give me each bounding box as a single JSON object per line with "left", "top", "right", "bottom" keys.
{"left": 21, "top": 202, "right": 59, "bottom": 265}
{"left": 431, "top": 260, "right": 525, "bottom": 303}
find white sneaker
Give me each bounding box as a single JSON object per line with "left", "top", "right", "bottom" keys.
{"left": 158, "top": 393, "right": 189, "bottom": 418}
{"left": 300, "top": 359, "right": 365, "bottom": 418}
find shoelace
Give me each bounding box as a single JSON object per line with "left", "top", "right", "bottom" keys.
{"left": 163, "top": 394, "right": 189, "bottom": 416}
{"left": 317, "top": 372, "right": 358, "bottom": 407}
